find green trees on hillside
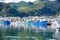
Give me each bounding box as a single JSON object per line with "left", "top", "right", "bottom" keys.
{"left": 0, "top": 0, "right": 59, "bottom": 17}
{"left": 18, "top": 1, "right": 45, "bottom": 13}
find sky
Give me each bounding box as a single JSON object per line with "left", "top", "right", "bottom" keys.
{"left": 49, "top": 0, "right": 56, "bottom": 1}
{"left": 0, "top": 0, "right": 36, "bottom": 3}
{"left": 0, "top": 0, "right": 56, "bottom": 3}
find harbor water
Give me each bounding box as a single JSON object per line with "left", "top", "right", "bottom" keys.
{"left": 0, "top": 17, "right": 60, "bottom": 40}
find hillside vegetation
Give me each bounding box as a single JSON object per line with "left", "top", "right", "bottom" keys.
{"left": 0, "top": 0, "right": 60, "bottom": 17}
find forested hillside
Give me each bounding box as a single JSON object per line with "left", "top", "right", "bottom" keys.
{"left": 0, "top": 0, "right": 60, "bottom": 17}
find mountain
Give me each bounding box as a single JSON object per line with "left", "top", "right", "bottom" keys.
{"left": 0, "top": 1, "right": 59, "bottom": 17}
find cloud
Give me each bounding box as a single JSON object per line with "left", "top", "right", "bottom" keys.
{"left": 23, "top": 0, "right": 35, "bottom": 2}
{"left": 0, "top": 0, "right": 35, "bottom": 3}
{"left": 49, "top": 0, "right": 56, "bottom": 1}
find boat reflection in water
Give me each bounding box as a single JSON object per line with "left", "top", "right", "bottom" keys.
{"left": 0, "top": 17, "right": 60, "bottom": 40}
